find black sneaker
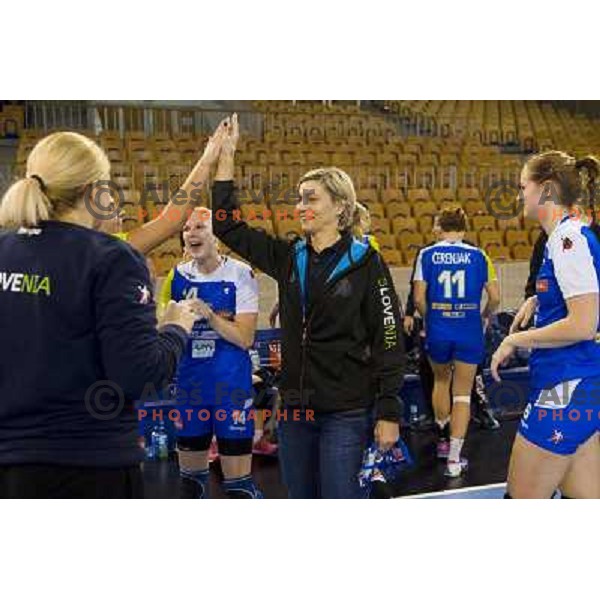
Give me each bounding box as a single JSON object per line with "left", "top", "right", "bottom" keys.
{"left": 472, "top": 407, "right": 500, "bottom": 430}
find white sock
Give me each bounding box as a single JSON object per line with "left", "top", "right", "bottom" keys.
{"left": 448, "top": 437, "right": 464, "bottom": 463}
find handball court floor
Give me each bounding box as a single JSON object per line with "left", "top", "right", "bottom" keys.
{"left": 143, "top": 417, "right": 520, "bottom": 499}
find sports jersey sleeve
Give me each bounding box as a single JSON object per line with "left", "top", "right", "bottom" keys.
{"left": 549, "top": 227, "right": 599, "bottom": 299}
{"left": 94, "top": 246, "right": 187, "bottom": 400}
{"left": 158, "top": 268, "right": 175, "bottom": 310}
{"left": 235, "top": 264, "right": 259, "bottom": 314}
{"left": 366, "top": 253, "right": 406, "bottom": 422}
{"left": 413, "top": 248, "right": 426, "bottom": 282}
{"left": 482, "top": 250, "right": 497, "bottom": 282}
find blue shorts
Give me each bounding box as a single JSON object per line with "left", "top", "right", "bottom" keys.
{"left": 174, "top": 398, "right": 255, "bottom": 440}
{"left": 425, "top": 338, "right": 484, "bottom": 365}
{"left": 518, "top": 376, "right": 600, "bottom": 455}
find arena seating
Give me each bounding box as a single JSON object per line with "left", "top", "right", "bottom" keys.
{"left": 10, "top": 100, "right": 600, "bottom": 275}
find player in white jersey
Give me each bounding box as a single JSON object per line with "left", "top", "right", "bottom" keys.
{"left": 492, "top": 151, "right": 600, "bottom": 498}
{"left": 159, "top": 207, "right": 262, "bottom": 498}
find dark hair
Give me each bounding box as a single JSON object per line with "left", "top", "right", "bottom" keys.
{"left": 438, "top": 203, "right": 467, "bottom": 232}
{"left": 525, "top": 151, "right": 600, "bottom": 223}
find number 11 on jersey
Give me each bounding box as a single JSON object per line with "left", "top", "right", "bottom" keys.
{"left": 438, "top": 269, "right": 466, "bottom": 299}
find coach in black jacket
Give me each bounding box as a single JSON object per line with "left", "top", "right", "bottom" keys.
{"left": 211, "top": 116, "right": 405, "bottom": 499}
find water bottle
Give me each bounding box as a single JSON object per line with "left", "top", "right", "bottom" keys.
{"left": 149, "top": 421, "right": 169, "bottom": 460}
{"left": 145, "top": 428, "right": 156, "bottom": 460}
{"left": 409, "top": 401, "right": 419, "bottom": 426}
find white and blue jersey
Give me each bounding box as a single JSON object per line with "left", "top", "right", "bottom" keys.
{"left": 519, "top": 217, "right": 600, "bottom": 455}
{"left": 414, "top": 240, "right": 496, "bottom": 365}
{"left": 529, "top": 217, "right": 600, "bottom": 388}
{"left": 159, "top": 257, "right": 259, "bottom": 439}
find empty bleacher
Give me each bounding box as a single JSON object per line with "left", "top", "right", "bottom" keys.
{"left": 9, "top": 100, "right": 600, "bottom": 276}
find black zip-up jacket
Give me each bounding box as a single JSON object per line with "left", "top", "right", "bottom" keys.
{"left": 212, "top": 181, "right": 405, "bottom": 422}
{"left": 0, "top": 221, "right": 188, "bottom": 467}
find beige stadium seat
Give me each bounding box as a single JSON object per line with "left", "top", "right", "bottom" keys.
{"left": 370, "top": 216, "right": 391, "bottom": 235}
{"left": 512, "top": 244, "right": 533, "bottom": 260}
{"left": 412, "top": 201, "right": 437, "bottom": 219}
{"left": 505, "top": 230, "right": 530, "bottom": 247}
{"left": 381, "top": 249, "right": 403, "bottom": 267}
{"left": 486, "top": 245, "right": 510, "bottom": 261}
{"left": 386, "top": 203, "right": 411, "bottom": 219}
{"left": 407, "top": 188, "right": 431, "bottom": 203}
{"left": 375, "top": 234, "right": 397, "bottom": 250}
{"left": 391, "top": 216, "right": 417, "bottom": 234}
{"left": 479, "top": 231, "right": 504, "bottom": 247}
{"left": 381, "top": 189, "right": 406, "bottom": 204}
{"left": 397, "top": 231, "right": 424, "bottom": 252}
{"left": 472, "top": 215, "right": 496, "bottom": 231}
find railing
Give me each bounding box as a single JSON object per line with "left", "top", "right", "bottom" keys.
{"left": 20, "top": 100, "right": 542, "bottom": 152}
{"left": 23, "top": 101, "right": 266, "bottom": 139}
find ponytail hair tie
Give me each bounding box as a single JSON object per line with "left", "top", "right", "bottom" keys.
{"left": 29, "top": 174, "right": 47, "bottom": 193}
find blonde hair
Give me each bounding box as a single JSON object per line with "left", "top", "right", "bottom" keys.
{"left": 352, "top": 201, "right": 372, "bottom": 238}
{"left": 0, "top": 131, "right": 110, "bottom": 228}
{"left": 297, "top": 167, "right": 357, "bottom": 231}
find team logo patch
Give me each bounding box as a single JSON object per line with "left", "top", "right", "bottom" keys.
{"left": 548, "top": 429, "right": 564, "bottom": 445}
{"left": 536, "top": 279, "right": 548, "bottom": 293}
{"left": 137, "top": 284, "right": 152, "bottom": 305}
{"left": 562, "top": 237, "right": 573, "bottom": 251}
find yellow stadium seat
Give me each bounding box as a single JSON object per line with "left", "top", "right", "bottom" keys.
{"left": 486, "top": 245, "right": 510, "bottom": 261}
{"left": 412, "top": 201, "right": 437, "bottom": 219}
{"left": 365, "top": 203, "right": 385, "bottom": 219}
{"left": 397, "top": 231, "right": 424, "bottom": 251}
{"left": 407, "top": 188, "right": 431, "bottom": 203}
{"left": 381, "top": 189, "right": 406, "bottom": 204}
{"left": 386, "top": 203, "right": 411, "bottom": 219}
{"left": 505, "top": 230, "right": 530, "bottom": 247}
{"left": 472, "top": 215, "right": 496, "bottom": 231}
{"left": 392, "top": 217, "right": 417, "bottom": 234}
{"left": 381, "top": 249, "right": 403, "bottom": 267}
{"left": 479, "top": 231, "right": 504, "bottom": 247}
{"left": 512, "top": 244, "right": 533, "bottom": 260}
{"left": 370, "top": 216, "right": 391, "bottom": 235}
{"left": 375, "top": 234, "right": 397, "bottom": 250}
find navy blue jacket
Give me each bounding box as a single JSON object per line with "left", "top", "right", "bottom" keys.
{"left": 0, "top": 221, "right": 187, "bottom": 467}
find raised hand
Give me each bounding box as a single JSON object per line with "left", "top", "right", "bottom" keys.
{"left": 200, "top": 118, "right": 229, "bottom": 167}
{"left": 221, "top": 113, "right": 239, "bottom": 155}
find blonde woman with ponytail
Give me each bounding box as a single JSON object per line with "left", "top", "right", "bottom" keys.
{"left": 0, "top": 131, "right": 198, "bottom": 498}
